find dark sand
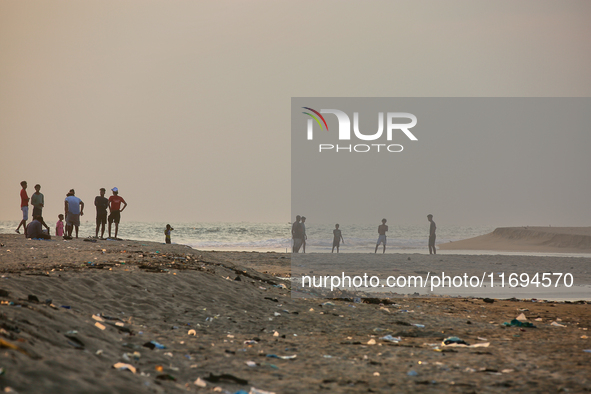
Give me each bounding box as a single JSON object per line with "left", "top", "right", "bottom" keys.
{"left": 0, "top": 234, "right": 590, "bottom": 393}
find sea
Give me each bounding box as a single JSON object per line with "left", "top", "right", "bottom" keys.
{"left": 0, "top": 220, "right": 492, "bottom": 254}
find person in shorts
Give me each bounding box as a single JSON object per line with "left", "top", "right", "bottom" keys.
{"left": 94, "top": 188, "right": 109, "bottom": 239}
{"left": 64, "top": 189, "right": 84, "bottom": 238}
{"left": 15, "top": 181, "right": 29, "bottom": 234}
{"left": 108, "top": 187, "right": 127, "bottom": 239}
{"left": 332, "top": 224, "right": 344, "bottom": 253}
{"left": 374, "top": 218, "right": 388, "bottom": 254}
{"left": 31, "top": 184, "right": 50, "bottom": 234}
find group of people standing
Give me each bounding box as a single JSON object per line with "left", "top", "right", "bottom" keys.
{"left": 291, "top": 214, "right": 437, "bottom": 254}
{"left": 15, "top": 181, "right": 128, "bottom": 240}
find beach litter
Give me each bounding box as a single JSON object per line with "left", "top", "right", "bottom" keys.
{"left": 188, "top": 329, "right": 197, "bottom": 336}
{"left": 203, "top": 373, "right": 248, "bottom": 385}
{"left": 250, "top": 388, "right": 276, "bottom": 394}
{"left": 143, "top": 340, "right": 166, "bottom": 350}
{"left": 113, "top": 363, "right": 136, "bottom": 374}
{"left": 266, "top": 354, "right": 296, "bottom": 360}
{"left": 551, "top": 321, "right": 567, "bottom": 327}
{"left": 503, "top": 319, "right": 536, "bottom": 328}
{"left": 380, "top": 335, "right": 402, "bottom": 343}
{"left": 194, "top": 378, "right": 207, "bottom": 387}
{"left": 407, "top": 370, "right": 419, "bottom": 376}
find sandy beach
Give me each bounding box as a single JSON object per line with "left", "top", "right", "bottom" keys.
{"left": 0, "top": 233, "right": 589, "bottom": 393}
{"left": 439, "top": 227, "right": 591, "bottom": 254}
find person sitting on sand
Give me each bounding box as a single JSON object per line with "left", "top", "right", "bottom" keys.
{"left": 375, "top": 218, "right": 388, "bottom": 254}
{"left": 56, "top": 214, "right": 65, "bottom": 237}
{"left": 332, "top": 224, "right": 344, "bottom": 253}
{"left": 427, "top": 214, "right": 436, "bottom": 254}
{"left": 26, "top": 216, "right": 51, "bottom": 240}
{"left": 165, "top": 224, "right": 174, "bottom": 244}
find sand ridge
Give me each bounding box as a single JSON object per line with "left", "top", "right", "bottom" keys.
{"left": 440, "top": 227, "right": 591, "bottom": 253}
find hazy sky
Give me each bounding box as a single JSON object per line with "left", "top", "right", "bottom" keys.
{"left": 1, "top": 1, "right": 590, "bottom": 225}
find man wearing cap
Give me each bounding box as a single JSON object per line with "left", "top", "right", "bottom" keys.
{"left": 94, "top": 188, "right": 109, "bottom": 239}
{"left": 108, "top": 187, "right": 127, "bottom": 239}
{"left": 64, "top": 189, "right": 84, "bottom": 238}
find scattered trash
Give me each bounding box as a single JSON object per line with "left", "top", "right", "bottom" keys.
{"left": 60, "top": 306, "right": 71, "bottom": 309}
{"left": 95, "top": 322, "right": 106, "bottom": 330}
{"left": 273, "top": 331, "right": 279, "bottom": 337}
{"left": 373, "top": 372, "right": 380, "bottom": 376}
{"left": 163, "top": 352, "right": 173, "bottom": 357}
{"left": 156, "top": 374, "right": 176, "bottom": 381}
{"left": 367, "top": 339, "right": 376, "bottom": 345}
{"left": 443, "top": 337, "right": 469, "bottom": 346}
{"left": 194, "top": 378, "right": 207, "bottom": 387}
{"left": 203, "top": 373, "right": 248, "bottom": 385}
{"left": 143, "top": 341, "right": 166, "bottom": 350}
{"left": 113, "top": 363, "right": 136, "bottom": 374}
{"left": 246, "top": 361, "right": 257, "bottom": 367}
{"left": 92, "top": 315, "right": 104, "bottom": 322}
{"left": 551, "top": 322, "right": 567, "bottom": 328}
{"left": 244, "top": 340, "right": 258, "bottom": 345}
{"left": 515, "top": 313, "right": 528, "bottom": 322}
{"left": 250, "top": 388, "right": 276, "bottom": 394}
{"left": 583, "top": 349, "right": 591, "bottom": 353}
{"left": 412, "top": 324, "right": 425, "bottom": 328}
{"left": 380, "top": 335, "right": 402, "bottom": 343}
{"left": 407, "top": 370, "right": 419, "bottom": 376}
{"left": 503, "top": 319, "right": 536, "bottom": 328}
{"left": 188, "top": 329, "right": 197, "bottom": 336}
{"left": 266, "top": 354, "right": 296, "bottom": 360}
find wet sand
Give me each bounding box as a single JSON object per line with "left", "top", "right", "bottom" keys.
{"left": 440, "top": 227, "right": 591, "bottom": 254}
{"left": 0, "top": 234, "right": 590, "bottom": 393}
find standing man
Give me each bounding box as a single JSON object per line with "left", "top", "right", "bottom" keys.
{"left": 427, "top": 214, "right": 437, "bottom": 255}
{"left": 31, "top": 184, "right": 51, "bottom": 234}
{"left": 15, "top": 181, "right": 29, "bottom": 234}
{"left": 94, "top": 188, "right": 109, "bottom": 239}
{"left": 64, "top": 189, "right": 84, "bottom": 238}
{"left": 374, "top": 218, "right": 388, "bottom": 254}
{"left": 301, "top": 216, "right": 307, "bottom": 253}
{"left": 108, "top": 187, "right": 127, "bottom": 239}
{"left": 332, "top": 224, "right": 345, "bottom": 253}
{"left": 291, "top": 215, "right": 303, "bottom": 253}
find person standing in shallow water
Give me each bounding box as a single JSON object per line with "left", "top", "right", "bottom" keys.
{"left": 375, "top": 218, "right": 388, "bottom": 254}
{"left": 427, "top": 214, "right": 437, "bottom": 254}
